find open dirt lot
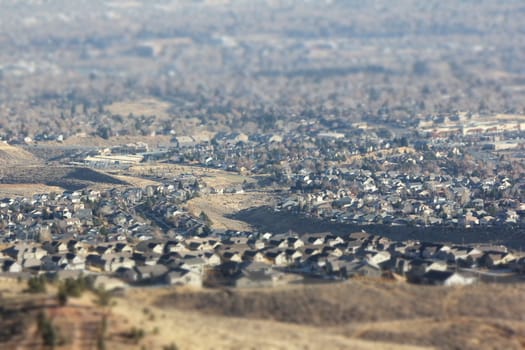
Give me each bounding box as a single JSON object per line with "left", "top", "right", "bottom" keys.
{"left": 128, "top": 164, "right": 256, "bottom": 189}
{"left": 0, "top": 184, "right": 64, "bottom": 198}
{"left": 186, "top": 192, "right": 274, "bottom": 231}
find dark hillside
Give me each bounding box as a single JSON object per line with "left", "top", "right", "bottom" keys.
{"left": 233, "top": 206, "right": 525, "bottom": 248}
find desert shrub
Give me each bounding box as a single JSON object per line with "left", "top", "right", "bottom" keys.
{"left": 62, "top": 276, "right": 88, "bottom": 297}
{"left": 126, "top": 327, "right": 145, "bottom": 343}
{"left": 26, "top": 276, "right": 47, "bottom": 293}
{"left": 93, "top": 287, "right": 112, "bottom": 307}
{"left": 37, "top": 312, "right": 69, "bottom": 347}
{"left": 57, "top": 286, "right": 68, "bottom": 306}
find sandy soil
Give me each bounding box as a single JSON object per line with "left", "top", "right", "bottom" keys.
{"left": 186, "top": 192, "right": 274, "bottom": 231}
{"left": 0, "top": 183, "right": 64, "bottom": 198}
{"left": 128, "top": 164, "right": 255, "bottom": 189}
{"left": 0, "top": 276, "right": 27, "bottom": 296}
{"left": 0, "top": 142, "right": 41, "bottom": 166}
{"left": 107, "top": 287, "right": 429, "bottom": 350}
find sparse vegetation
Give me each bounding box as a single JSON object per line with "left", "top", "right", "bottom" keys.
{"left": 156, "top": 281, "right": 525, "bottom": 326}
{"left": 56, "top": 276, "right": 90, "bottom": 306}
{"left": 93, "top": 287, "right": 112, "bottom": 307}
{"left": 125, "top": 327, "right": 145, "bottom": 344}
{"left": 56, "top": 287, "right": 68, "bottom": 306}
{"left": 37, "top": 311, "right": 69, "bottom": 347}
{"left": 26, "top": 276, "right": 47, "bottom": 294}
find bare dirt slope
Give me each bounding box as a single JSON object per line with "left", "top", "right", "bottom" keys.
{"left": 128, "top": 164, "right": 255, "bottom": 189}
{"left": 0, "top": 166, "right": 128, "bottom": 191}
{"left": 0, "top": 142, "right": 41, "bottom": 167}
{"left": 2, "top": 278, "right": 525, "bottom": 349}
{"left": 186, "top": 193, "right": 273, "bottom": 231}
{"left": 0, "top": 184, "right": 64, "bottom": 198}
{"left": 108, "top": 286, "right": 428, "bottom": 350}
{"left": 154, "top": 280, "right": 525, "bottom": 350}
{"left": 0, "top": 143, "right": 59, "bottom": 197}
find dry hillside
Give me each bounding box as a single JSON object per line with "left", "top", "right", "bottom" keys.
{"left": 0, "top": 142, "right": 41, "bottom": 167}
{"left": 186, "top": 193, "right": 273, "bottom": 231}
{"left": 155, "top": 280, "right": 525, "bottom": 350}
{"left": 2, "top": 278, "right": 525, "bottom": 349}
{"left": 0, "top": 166, "right": 128, "bottom": 191}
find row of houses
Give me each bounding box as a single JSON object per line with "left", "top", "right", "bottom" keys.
{"left": 2, "top": 229, "right": 523, "bottom": 288}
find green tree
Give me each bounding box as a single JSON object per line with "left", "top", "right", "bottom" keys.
{"left": 199, "top": 211, "right": 212, "bottom": 225}
{"left": 96, "top": 125, "right": 112, "bottom": 139}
